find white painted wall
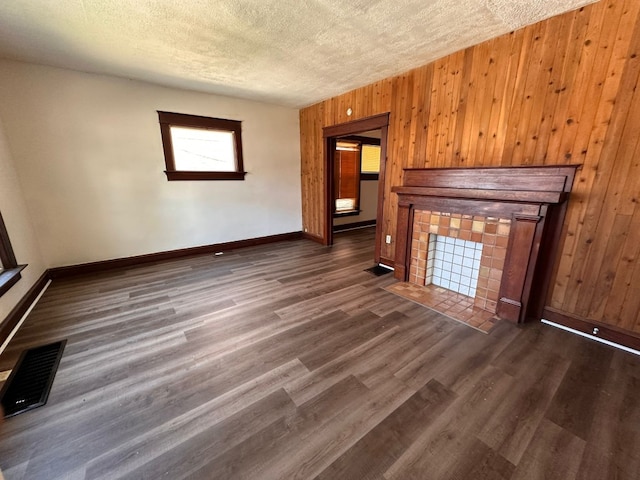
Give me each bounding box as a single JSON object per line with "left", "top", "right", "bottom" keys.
{"left": 333, "top": 180, "right": 378, "bottom": 226}
{"left": 0, "top": 117, "right": 47, "bottom": 321}
{"left": 0, "top": 60, "right": 302, "bottom": 267}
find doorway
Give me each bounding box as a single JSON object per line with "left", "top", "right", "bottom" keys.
{"left": 323, "top": 113, "right": 390, "bottom": 264}
{"left": 332, "top": 130, "right": 381, "bottom": 231}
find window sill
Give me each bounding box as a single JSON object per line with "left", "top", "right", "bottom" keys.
{"left": 0, "top": 265, "right": 26, "bottom": 298}
{"left": 165, "top": 171, "right": 247, "bottom": 181}
{"left": 361, "top": 173, "right": 379, "bottom": 181}
{"left": 334, "top": 210, "right": 361, "bottom": 218}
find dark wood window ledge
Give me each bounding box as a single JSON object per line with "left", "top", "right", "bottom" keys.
{"left": 0, "top": 265, "right": 26, "bottom": 298}
{"left": 361, "top": 173, "right": 379, "bottom": 181}
{"left": 333, "top": 210, "right": 361, "bottom": 218}
{"left": 164, "top": 171, "right": 247, "bottom": 181}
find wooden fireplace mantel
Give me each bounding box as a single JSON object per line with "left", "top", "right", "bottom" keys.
{"left": 392, "top": 165, "right": 580, "bottom": 324}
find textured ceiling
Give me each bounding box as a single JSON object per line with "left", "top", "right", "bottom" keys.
{"left": 0, "top": 0, "right": 597, "bottom": 108}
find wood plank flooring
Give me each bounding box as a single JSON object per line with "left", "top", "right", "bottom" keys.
{"left": 0, "top": 227, "right": 639, "bottom": 479}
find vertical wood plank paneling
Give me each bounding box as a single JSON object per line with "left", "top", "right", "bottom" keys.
{"left": 471, "top": 39, "right": 499, "bottom": 167}
{"left": 624, "top": 206, "right": 640, "bottom": 332}
{"left": 444, "top": 52, "right": 465, "bottom": 167}
{"left": 500, "top": 25, "right": 535, "bottom": 166}
{"left": 426, "top": 58, "right": 443, "bottom": 167}
{"left": 411, "top": 67, "right": 429, "bottom": 169}
{"left": 451, "top": 48, "right": 475, "bottom": 167}
{"left": 543, "top": 5, "right": 593, "bottom": 166}
{"left": 458, "top": 42, "right": 486, "bottom": 167}
{"left": 551, "top": 7, "right": 609, "bottom": 310}
{"left": 587, "top": 213, "right": 632, "bottom": 319}
{"left": 532, "top": 13, "right": 572, "bottom": 166}
{"left": 562, "top": 4, "right": 640, "bottom": 315}
{"left": 604, "top": 205, "right": 640, "bottom": 329}
{"left": 407, "top": 66, "right": 427, "bottom": 169}
{"left": 509, "top": 21, "right": 548, "bottom": 166}
{"left": 550, "top": 6, "right": 614, "bottom": 307}
{"left": 472, "top": 42, "right": 498, "bottom": 166}
{"left": 299, "top": 1, "right": 640, "bottom": 335}
{"left": 576, "top": 64, "right": 640, "bottom": 317}
{"left": 567, "top": 1, "right": 624, "bottom": 167}
{"left": 433, "top": 58, "right": 450, "bottom": 167}
{"left": 553, "top": 4, "right": 607, "bottom": 166}
{"left": 492, "top": 30, "right": 526, "bottom": 166}
{"left": 520, "top": 18, "right": 561, "bottom": 165}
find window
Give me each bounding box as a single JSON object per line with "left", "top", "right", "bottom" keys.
{"left": 333, "top": 136, "right": 381, "bottom": 216}
{"left": 0, "top": 211, "right": 25, "bottom": 298}
{"left": 158, "top": 111, "right": 246, "bottom": 181}
{"left": 361, "top": 144, "right": 381, "bottom": 175}
{"left": 334, "top": 141, "right": 360, "bottom": 215}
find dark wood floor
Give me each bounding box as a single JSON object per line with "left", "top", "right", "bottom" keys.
{"left": 0, "top": 227, "right": 639, "bottom": 479}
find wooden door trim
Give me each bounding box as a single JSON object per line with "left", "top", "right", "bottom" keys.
{"left": 323, "top": 113, "right": 390, "bottom": 260}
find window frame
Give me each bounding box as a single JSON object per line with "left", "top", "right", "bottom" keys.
{"left": 332, "top": 135, "right": 384, "bottom": 218}
{"left": 340, "top": 135, "right": 381, "bottom": 180}
{"left": 333, "top": 140, "right": 361, "bottom": 217}
{"left": 0, "top": 211, "right": 26, "bottom": 298}
{"left": 158, "top": 111, "right": 246, "bottom": 181}
{"left": 360, "top": 143, "right": 381, "bottom": 180}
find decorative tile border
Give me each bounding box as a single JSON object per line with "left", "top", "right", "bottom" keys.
{"left": 409, "top": 211, "right": 511, "bottom": 313}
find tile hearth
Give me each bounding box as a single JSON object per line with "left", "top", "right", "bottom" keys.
{"left": 385, "top": 282, "right": 499, "bottom": 334}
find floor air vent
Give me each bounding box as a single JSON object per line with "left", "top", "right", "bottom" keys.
{"left": 0, "top": 340, "right": 66, "bottom": 418}
{"left": 365, "top": 265, "right": 393, "bottom": 276}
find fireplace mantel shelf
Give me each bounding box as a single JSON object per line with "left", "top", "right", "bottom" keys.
{"left": 392, "top": 186, "right": 567, "bottom": 204}
{"left": 392, "top": 165, "right": 580, "bottom": 324}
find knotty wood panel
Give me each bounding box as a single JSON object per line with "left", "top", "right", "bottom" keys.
{"left": 300, "top": 0, "right": 640, "bottom": 334}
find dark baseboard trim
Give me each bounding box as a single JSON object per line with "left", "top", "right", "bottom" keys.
{"left": 0, "top": 271, "right": 50, "bottom": 346}
{"left": 49, "top": 231, "right": 303, "bottom": 279}
{"left": 542, "top": 306, "right": 640, "bottom": 352}
{"left": 2, "top": 232, "right": 305, "bottom": 345}
{"left": 302, "top": 232, "right": 325, "bottom": 245}
{"left": 333, "top": 220, "right": 376, "bottom": 232}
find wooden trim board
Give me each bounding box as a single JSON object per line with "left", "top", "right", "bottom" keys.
{"left": 49, "top": 232, "right": 304, "bottom": 279}
{"left": 543, "top": 306, "right": 640, "bottom": 352}
{"left": 1, "top": 232, "right": 307, "bottom": 345}
{"left": 322, "top": 113, "right": 390, "bottom": 263}
{"left": 0, "top": 272, "right": 50, "bottom": 347}
{"left": 302, "top": 232, "right": 326, "bottom": 244}
{"left": 333, "top": 220, "right": 376, "bottom": 232}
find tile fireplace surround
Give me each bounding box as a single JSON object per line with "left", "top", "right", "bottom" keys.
{"left": 392, "top": 165, "right": 579, "bottom": 324}
{"left": 410, "top": 211, "right": 511, "bottom": 314}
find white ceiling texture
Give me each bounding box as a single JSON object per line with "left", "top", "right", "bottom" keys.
{"left": 0, "top": 0, "right": 597, "bottom": 108}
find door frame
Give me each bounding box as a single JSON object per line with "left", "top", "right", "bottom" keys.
{"left": 322, "top": 113, "right": 390, "bottom": 263}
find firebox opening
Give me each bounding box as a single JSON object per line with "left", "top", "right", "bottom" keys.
{"left": 425, "top": 235, "right": 482, "bottom": 298}
{"left": 409, "top": 210, "right": 511, "bottom": 315}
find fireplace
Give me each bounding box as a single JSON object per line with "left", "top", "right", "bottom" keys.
{"left": 392, "top": 165, "right": 579, "bottom": 324}
{"left": 410, "top": 211, "right": 511, "bottom": 314}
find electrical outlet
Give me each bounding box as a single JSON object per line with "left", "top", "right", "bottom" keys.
{"left": 385, "top": 235, "right": 392, "bottom": 244}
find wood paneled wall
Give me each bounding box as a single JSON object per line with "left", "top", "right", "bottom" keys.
{"left": 300, "top": 0, "right": 640, "bottom": 335}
